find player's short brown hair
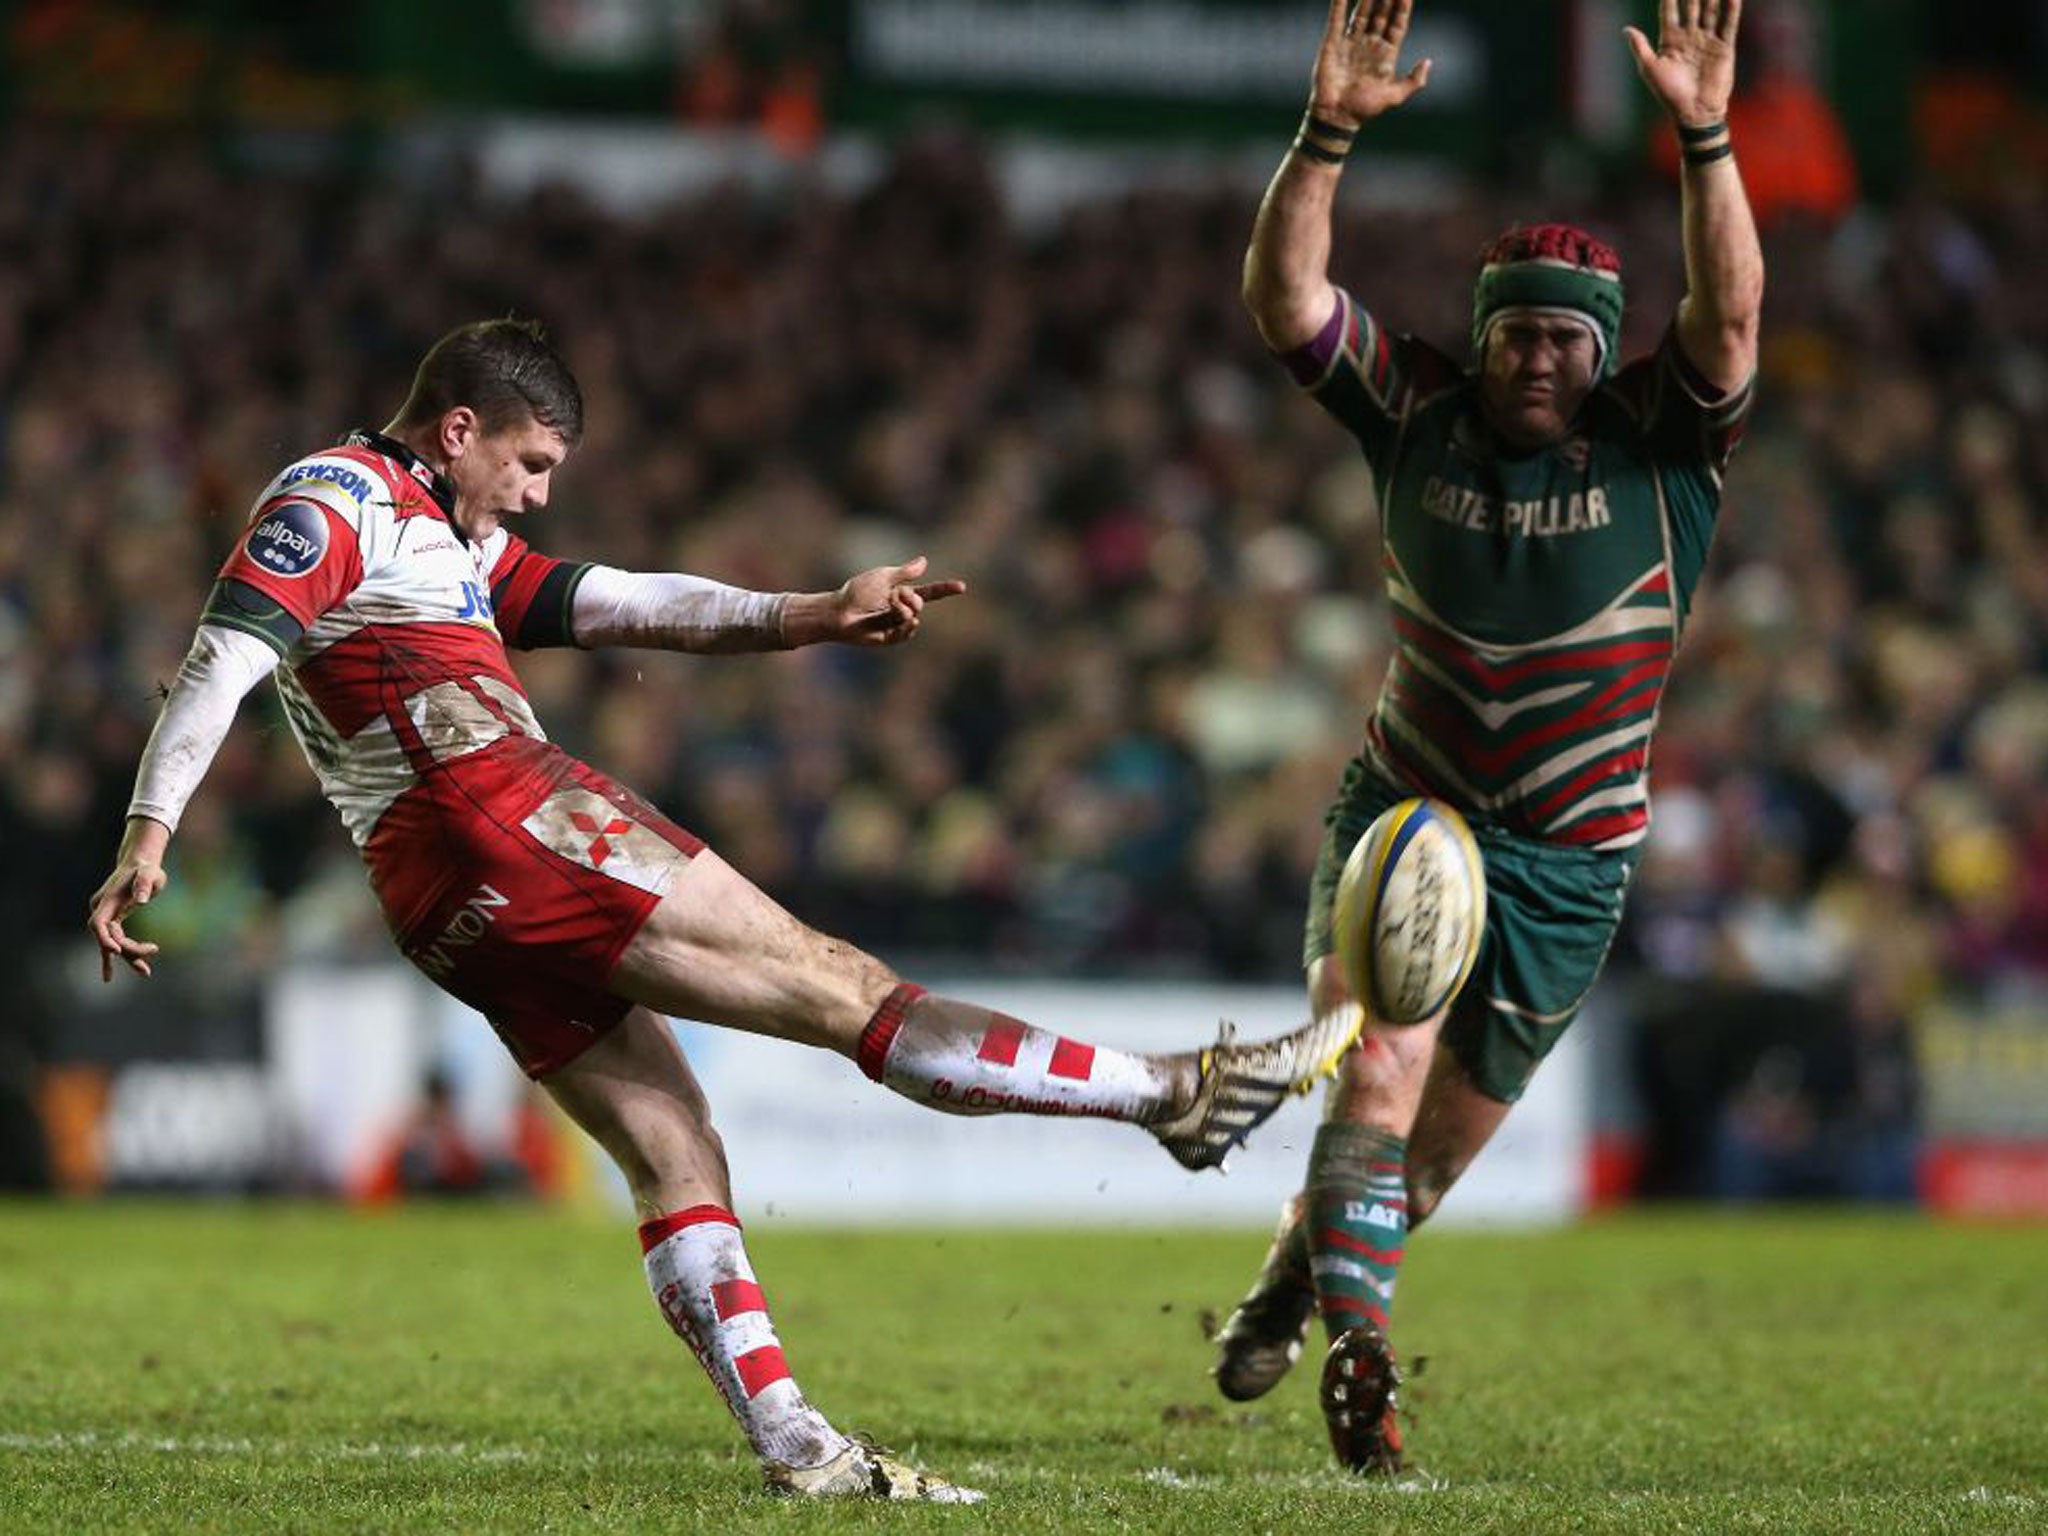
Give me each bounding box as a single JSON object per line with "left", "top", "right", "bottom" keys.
{"left": 394, "top": 318, "right": 584, "bottom": 445}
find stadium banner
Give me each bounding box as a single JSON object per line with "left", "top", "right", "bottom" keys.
{"left": 8, "top": 1, "right": 1917, "bottom": 191}
{"left": 262, "top": 965, "right": 1591, "bottom": 1226}
{"left": 1916, "top": 990, "right": 2048, "bottom": 1216}
{"left": 268, "top": 967, "right": 436, "bottom": 1193}
{"left": 34, "top": 952, "right": 269, "bottom": 1193}
{"left": 832, "top": 0, "right": 1531, "bottom": 157}
{"left": 847, "top": 0, "right": 1485, "bottom": 105}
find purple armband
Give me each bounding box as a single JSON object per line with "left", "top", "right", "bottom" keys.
{"left": 1278, "top": 293, "right": 1351, "bottom": 388}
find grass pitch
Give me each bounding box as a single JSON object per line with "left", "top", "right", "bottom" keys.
{"left": 3, "top": 1204, "right": 2044, "bottom": 1533}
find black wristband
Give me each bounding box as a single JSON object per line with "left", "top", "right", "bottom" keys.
{"left": 1676, "top": 119, "right": 1728, "bottom": 144}
{"left": 1682, "top": 141, "right": 1735, "bottom": 167}
{"left": 1292, "top": 136, "right": 1349, "bottom": 166}
{"left": 1294, "top": 110, "right": 1355, "bottom": 166}
{"left": 1303, "top": 113, "right": 1358, "bottom": 146}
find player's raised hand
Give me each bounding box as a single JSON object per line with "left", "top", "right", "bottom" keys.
{"left": 88, "top": 854, "right": 168, "bottom": 982}
{"left": 1310, "top": 0, "right": 1432, "bottom": 131}
{"left": 1625, "top": 0, "right": 1740, "bottom": 127}
{"left": 827, "top": 555, "right": 967, "bottom": 647}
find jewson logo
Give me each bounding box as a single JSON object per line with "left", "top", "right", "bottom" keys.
{"left": 454, "top": 581, "right": 493, "bottom": 621}
{"left": 277, "top": 461, "right": 376, "bottom": 504}
{"left": 245, "top": 501, "right": 330, "bottom": 578}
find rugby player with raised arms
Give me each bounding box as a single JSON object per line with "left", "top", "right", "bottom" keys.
{"left": 1212, "top": 0, "right": 1763, "bottom": 1472}
{"left": 85, "top": 319, "right": 1364, "bottom": 1502}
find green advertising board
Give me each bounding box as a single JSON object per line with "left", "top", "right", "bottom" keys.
{"left": 830, "top": 0, "right": 1551, "bottom": 168}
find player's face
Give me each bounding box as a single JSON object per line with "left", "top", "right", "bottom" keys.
{"left": 447, "top": 413, "right": 571, "bottom": 538}
{"left": 1480, "top": 316, "right": 1599, "bottom": 448}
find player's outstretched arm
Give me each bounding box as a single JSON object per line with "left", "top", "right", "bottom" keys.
{"left": 1626, "top": 0, "right": 1763, "bottom": 392}
{"left": 1243, "top": 0, "right": 1432, "bottom": 351}
{"left": 570, "top": 557, "right": 965, "bottom": 653}
{"left": 87, "top": 623, "right": 281, "bottom": 982}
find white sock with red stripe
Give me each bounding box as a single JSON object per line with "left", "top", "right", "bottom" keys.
{"left": 856, "top": 983, "right": 1187, "bottom": 1121}
{"left": 639, "top": 1205, "right": 849, "bottom": 1469}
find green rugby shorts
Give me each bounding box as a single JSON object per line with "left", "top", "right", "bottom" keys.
{"left": 1305, "top": 756, "right": 1639, "bottom": 1103}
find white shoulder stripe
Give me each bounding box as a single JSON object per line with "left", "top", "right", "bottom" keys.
{"left": 265, "top": 479, "right": 369, "bottom": 530}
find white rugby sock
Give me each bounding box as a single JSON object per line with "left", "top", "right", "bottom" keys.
{"left": 855, "top": 983, "right": 1188, "bottom": 1122}
{"left": 638, "top": 1205, "right": 849, "bottom": 1469}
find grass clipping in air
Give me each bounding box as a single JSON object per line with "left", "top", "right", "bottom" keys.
{"left": 2, "top": 1204, "right": 2045, "bottom": 1533}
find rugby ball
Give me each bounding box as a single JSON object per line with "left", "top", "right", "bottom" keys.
{"left": 1332, "top": 798, "right": 1486, "bottom": 1025}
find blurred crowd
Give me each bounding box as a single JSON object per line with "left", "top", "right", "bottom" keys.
{"left": 4, "top": 120, "right": 2047, "bottom": 1195}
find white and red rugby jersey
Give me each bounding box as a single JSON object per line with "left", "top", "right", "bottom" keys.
{"left": 209, "top": 432, "right": 587, "bottom": 846}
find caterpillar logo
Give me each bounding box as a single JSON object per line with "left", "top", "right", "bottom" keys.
{"left": 1343, "top": 1199, "right": 1405, "bottom": 1229}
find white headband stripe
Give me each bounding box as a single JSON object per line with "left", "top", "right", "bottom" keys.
{"left": 1479, "top": 305, "right": 1609, "bottom": 376}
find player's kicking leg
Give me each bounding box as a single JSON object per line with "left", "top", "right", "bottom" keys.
{"left": 540, "top": 1006, "right": 982, "bottom": 1502}
{"left": 1213, "top": 972, "right": 1519, "bottom": 1474}
{"left": 609, "top": 847, "right": 1362, "bottom": 1171}
{"left": 1211, "top": 957, "right": 1442, "bottom": 1472}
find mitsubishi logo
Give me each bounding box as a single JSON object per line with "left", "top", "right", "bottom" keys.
{"left": 569, "top": 810, "right": 633, "bottom": 867}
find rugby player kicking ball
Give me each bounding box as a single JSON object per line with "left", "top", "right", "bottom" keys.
{"left": 89, "top": 319, "right": 1363, "bottom": 1502}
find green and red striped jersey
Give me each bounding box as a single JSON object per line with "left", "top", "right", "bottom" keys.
{"left": 1281, "top": 289, "right": 1751, "bottom": 851}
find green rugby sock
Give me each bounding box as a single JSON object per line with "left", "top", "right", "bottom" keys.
{"left": 1304, "top": 1122, "right": 1409, "bottom": 1338}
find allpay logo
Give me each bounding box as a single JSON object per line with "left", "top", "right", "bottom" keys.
{"left": 246, "top": 500, "right": 330, "bottom": 578}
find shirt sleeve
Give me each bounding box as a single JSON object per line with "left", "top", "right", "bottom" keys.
{"left": 1628, "top": 325, "right": 1755, "bottom": 477}
{"left": 489, "top": 532, "right": 593, "bottom": 651}
{"left": 215, "top": 489, "right": 365, "bottom": 630}
{"left": 1610, "top": 327, "right": 1758, "bottom": 619}
{"left": 1274, "top": 287, "right": 1463, "bottom": 475}
{"left": 570, "top": 564, "right": 789, "bottom": 652}
{"left": 127, "top": 624, "right": 282, "bottom": 835}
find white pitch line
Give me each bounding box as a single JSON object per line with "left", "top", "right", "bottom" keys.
{"left": 8, "top": 1435, "right": 1452, "bottom": 1491}
{"left": 971, "top": 1460, "right": 1453, "bottom": 1494}
{"left": 15, "top": 1439, "right": 2012, "bottom": 1508}
{"left": 0, "top": 1431, "right": 532, "bottom": 1463}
